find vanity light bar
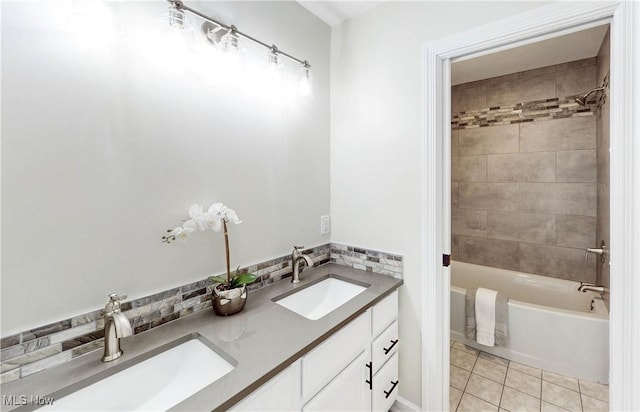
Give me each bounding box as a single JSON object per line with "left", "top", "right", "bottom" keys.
{"left": 167, "top": 0, "right": 311, "bottom": 69}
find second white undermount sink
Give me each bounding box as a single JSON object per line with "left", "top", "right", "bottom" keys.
{"left": 40, "top": 334, "right": 235, "bottom": 411}
{"left": 273, "top": 275, "right": 369, "bottom": 320}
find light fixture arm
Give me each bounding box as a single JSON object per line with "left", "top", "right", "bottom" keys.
{"left": 167, "top": 0, "right": 311, "bottom": 68}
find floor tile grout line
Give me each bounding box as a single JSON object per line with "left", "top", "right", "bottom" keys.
{"left": 479, "top": 351, "right": 510, "bottom": 368}
{"left": 461, "top": 392, "right": 498, "bottom": 411}
{"left": 451, "top": 341, "right": 608, "bottom": 412}
{"left": 473, "top": 363, "right": 508, "bottom": 386}
{"left": 535, "top": 367, "right": 543, "bottom": 412}
{"left": 467, "top": 372, "right": 503, "bottom": 408}
{"left": 543, "top": 378, "right": 583, "bottom": 396}
{"left": 503, "top": 381, "right": 543, "bottom": 401}
{"left": 544, "top": 397, "right": 578, "bottom": 412}
{"left": 453, "top": 349, "right": 478, "bottom": 411}
{"left": 497, "top": 361, "right": 508, "bottom": 410}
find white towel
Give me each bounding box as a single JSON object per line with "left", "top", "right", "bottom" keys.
{"left": 475, "top": 287, "right": 498, "bottom": 347}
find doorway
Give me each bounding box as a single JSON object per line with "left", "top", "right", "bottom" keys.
{"left": 421, "top": 2, "right": 640, "bottom": 411}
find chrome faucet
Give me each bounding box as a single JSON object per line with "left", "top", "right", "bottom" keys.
{"left": 102, "top": 293, "right": 133, "bottom": 362}
{"left": 585, "top": 241, "right": 607, "bottom": 263}
{"left": 578, "top": 283, "right": 607, "bottom": 294}
{"left": 291, "top": 246, "right": 314, "bottom": 284}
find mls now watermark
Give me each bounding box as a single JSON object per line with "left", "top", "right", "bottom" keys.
{"left": 3, "top": 395, "right": 54, "bottom": 406}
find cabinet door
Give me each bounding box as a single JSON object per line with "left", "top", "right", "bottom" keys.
{"left": 303, "top": 350, "right": 371, "bottom": 412}
{"left": 372, "top": 352, "right": 399, "bottom": 412}
{"left": 372, "top": 290, "right": 398, "bottom": 337}
{"left": 372, "top": 321, "right": 399, "bottom": 375}
{"left": 231, "top": 360, "right": 301, "bottom": 411}
{"left": 302, "top": 310, "right": 371, "bottom": 401}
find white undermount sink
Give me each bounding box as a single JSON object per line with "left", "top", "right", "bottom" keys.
{"left": 273, "top": 275, "right": 369, "bottom": 320}
{"left": 40, "top": 335, "right": 235, "bottom": 411}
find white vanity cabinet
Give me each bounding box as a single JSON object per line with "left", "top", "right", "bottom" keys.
{"left": 230, "top": 360, "right": 301, "bottom": 411}
{"left": 303, "top": 349, "right": 372, "bottom": 411}
{"left": 302, "top": 309, "right": 372, "bottom": 411}
{"left": 370, "top": 291, "right": 399, "bottom": 411}
{"left": 231, "top": 289, "right": 399, "bottom": 412}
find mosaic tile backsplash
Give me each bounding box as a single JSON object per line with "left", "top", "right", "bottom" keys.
{"left": 330, "top": 243, "right": 403, "bottom": 278}
{"left": 0, "top": 243, "right": 402, "bottom": 384}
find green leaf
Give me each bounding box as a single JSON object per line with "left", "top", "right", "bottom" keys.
{"left": 234, "top": 273, "right": 257, "bottom": 285}
{"left": 208, "top": 276, "right": 228, "bottom": 285}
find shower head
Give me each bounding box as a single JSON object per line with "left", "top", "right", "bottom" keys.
{"left": 575, "top": 86, "right": 605, "bottom": 106}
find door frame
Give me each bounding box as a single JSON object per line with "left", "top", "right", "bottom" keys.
{"left": 421, "top": 1, "right": 640, "bottom": 410}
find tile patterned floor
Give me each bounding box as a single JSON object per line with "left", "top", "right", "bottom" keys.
{"left": 450, "top": 341, "right": 609, "bottom": 412}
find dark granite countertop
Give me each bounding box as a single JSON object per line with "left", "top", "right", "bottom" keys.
{"left": 2, "top": 264, "right": 402, "bottom": 411}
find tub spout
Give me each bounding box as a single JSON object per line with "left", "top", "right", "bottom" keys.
{"left": 578, "top": 284, "right": 607, "bottom": 295}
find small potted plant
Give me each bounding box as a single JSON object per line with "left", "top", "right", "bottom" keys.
{"left": 163, "top": 202, "right": 256, "bottom": 316}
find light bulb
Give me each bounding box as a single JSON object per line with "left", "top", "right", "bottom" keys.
{"left": 265, "top": 47, "right": 281, "bottom": 69}
{"left": 157, "top": 3, "right": 196, "bottom": 69}
{"left": 263, "top": 46, "right": 283, "bottom": 80}
{"left": 296, "top": 62, "right": 313, "bottom": 97}
{"left": 219, "top": 29, "right": 243, "bottom": 55}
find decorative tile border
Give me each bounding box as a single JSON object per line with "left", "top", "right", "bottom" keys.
{"left": 244, "top": 244, "right": 331, "bottom": 292}
{"left": 451, "top": 95, "right": 596, "bottom": 130}
{"left": 0, "top": 243, "right": 401, "bottom": 384}
{"left": 330, "top": 243, "right": 403, "bottom": 279}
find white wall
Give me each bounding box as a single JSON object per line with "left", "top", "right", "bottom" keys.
{"left": 330, "top": 1, "right": 549, "bottom": 406}
{"left": 1, "top": 1, "right": 330, "bottom": 336}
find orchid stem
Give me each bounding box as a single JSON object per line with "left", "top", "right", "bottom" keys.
{"left": 223, "top": 219, "right": 231, "bottom": 284}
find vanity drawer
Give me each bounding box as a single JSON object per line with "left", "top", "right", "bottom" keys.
{"left": 372, "top": 290, "right": 398, "bottom": 337}
{"left": 302, "top": 309, "right": 371, "bottom": 401}
{"left": 372, "top": 320, "right": 398, "bottom": 374}
{"left": 372, "top": 352, "right": 399, "bottom": 412}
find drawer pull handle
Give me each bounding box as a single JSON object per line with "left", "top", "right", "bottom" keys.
{"left": 383, "top": 339, "right": 398, "bottom": 355}
{"left": 365, "top": 362, "right": 372, "bottom": 390}
{"left": 384, "top": 380, "right": 399, "bottom": 398}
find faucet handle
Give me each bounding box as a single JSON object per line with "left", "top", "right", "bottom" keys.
{"left": 293, "top": 245, "right": 305, "bottom": 250}
{"left": 105, "top": 294, "right": 127, "bottom": 313}
{"left": 108, "top": 293, "right": 127, "bottom": 302}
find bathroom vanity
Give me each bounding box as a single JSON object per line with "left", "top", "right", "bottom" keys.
{"left": 233, "top": 289, "right": 399, "bottom": 411}
{"left": 1, "top": 264, "right": 401, "bottom": 411}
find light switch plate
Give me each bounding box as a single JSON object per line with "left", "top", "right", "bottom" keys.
{"left": 320, "top": 215, "right": 331, "bottom": 235}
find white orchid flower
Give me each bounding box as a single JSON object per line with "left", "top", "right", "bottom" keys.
{"left": 171, "top": 221, "right": 196, "bottom": 242}
{"left": 203, "top": 211, "right": 223, "bottom": 232}
{"left": 163, "top": 201, "right": 252, "bottom": 290}
{"left": 188, "top": 204, "right": 203, "bottom": 218}
{"left": 208, "top": 203, "right": 242, "bottom": 224}
{"left": 188, "top": 204, "right": 209, "bottom": 231}
{"left": 224, "top": 208, "right": 242, "bottom": 224}
{"left": 208, "top": 202, "right": 226, "bottom": 217}
{"left": 168, "top": 226, "right": 183, "bottom": 237}
{"left": 164, "top": 202, "right": 241, "bottom": 242}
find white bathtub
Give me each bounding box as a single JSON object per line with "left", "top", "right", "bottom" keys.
{"left": 450, "top": 261, "right": 609, "bottom": 383}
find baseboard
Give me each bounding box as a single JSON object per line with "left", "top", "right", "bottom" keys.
{"left": 391, "top": 396, "right": 421, "bottom": 412}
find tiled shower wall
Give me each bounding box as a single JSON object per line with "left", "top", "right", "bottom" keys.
{"left": 451, "top": 58, "right": 600, "bottom": 283}
{"left": 595, "top": 29, "right": 610, "bottom": 307}
{"left": 0, "top": 243, "right": 401, "bottom": 385}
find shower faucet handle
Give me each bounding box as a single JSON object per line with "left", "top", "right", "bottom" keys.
{"left": 585, "top": 241, "right": 607, "bottom": 263}
{"left": 585, "top": 248, "right": 603, "bottom": 257}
